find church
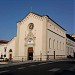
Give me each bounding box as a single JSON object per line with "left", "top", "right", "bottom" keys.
{"left": 0, "top": 12, "right": 67, "bottom": 61}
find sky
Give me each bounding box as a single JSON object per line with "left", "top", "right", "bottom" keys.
{"left": 0, "top": 0, "right": 74, "bottom": 40}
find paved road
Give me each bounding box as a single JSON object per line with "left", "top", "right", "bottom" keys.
{"left": 0, "top": 61, "right": 75, "bottom": 75}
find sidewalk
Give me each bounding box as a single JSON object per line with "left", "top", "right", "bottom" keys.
{"left": 0, "top": 62, "right": 8, "bottom": 65}
{"left": 49, "top": 58, "right": 75, "bottom": 62}
{"left": 0, "top": 60, "right": 42, "bottom": 68}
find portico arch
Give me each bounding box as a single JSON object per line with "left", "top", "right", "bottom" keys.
{"left": 25, "top": 32, "right": 36, "bottom": 60}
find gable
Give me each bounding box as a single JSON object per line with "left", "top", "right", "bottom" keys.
{"left": 17, "top": 12, "right": 43, "bottom": 25}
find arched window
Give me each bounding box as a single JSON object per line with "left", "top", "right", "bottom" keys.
{"left": 4, "top": 47, "right": 7, "bottom": 52}
{"left": 9, "top": 49, "right": 12, "bottom": 52}
{"left": 49, "top": 38, "right": 51, "bottom": 49}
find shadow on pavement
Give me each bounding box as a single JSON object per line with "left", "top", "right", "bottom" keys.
{"left": 55, "top": 70, "right": 75, "bottom": 75}
{"left": 68, "top": 61, "right": 75, "bottom": 64}
{"left": 0, "top": 73, "right": 14, "bottom": 75}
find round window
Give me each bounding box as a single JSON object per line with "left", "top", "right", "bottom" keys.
{"left": 28, "top": 23, "right": 34, "bottom": 30}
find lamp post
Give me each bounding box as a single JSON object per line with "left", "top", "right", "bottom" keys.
{"left": 54, "top": 51, "right": 55, "bottom": 59}
{"left": 40, "top": 51, "right": 42, "bottom": 61}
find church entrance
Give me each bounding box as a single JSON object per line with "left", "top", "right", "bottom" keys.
{"left": 28, "top": 47, "right": 33, "bottom": 60}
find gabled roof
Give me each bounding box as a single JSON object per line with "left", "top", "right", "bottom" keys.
{"left": 17, "top": 12, "right": 66, "bottom": 31}
{"left": 46, "top": 15, "right": 66, "bottom": 31}
{"left": 0, "top": 40, "right": 9, "bottom": 44}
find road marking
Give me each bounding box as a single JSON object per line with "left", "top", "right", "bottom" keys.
{"left": 47, "top": 62, "right": 53, "bottom": 64}
{"left": 38, "top": 62, "right": 53, "bottom": 65}
{"left": 0, "top": 70, "right": 10, "bottom": 74}
{"left": 48, "top": 68, "right": 60, "bottom": 72}
{"left": 54, "top": 61, "right": 59, "bottom": 62}
{"left": 17, "top": 67, "right": 26, "bottom": 69}
{"left": 29, "top": 65, "right": 36, "bottom": 67}
{"left": 38, "top": 63, "right": 48, "bottom": 65}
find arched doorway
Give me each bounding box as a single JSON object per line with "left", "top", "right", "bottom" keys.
{"left": 28, "top": 47, "right": 33, "bottom": 60}
{"left": 9, "top": 49, "right": 12, "bottom": 60}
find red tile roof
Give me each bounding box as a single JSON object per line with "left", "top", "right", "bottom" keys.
{"left": 0, "top": 40, "right": 9, "bottom": 44}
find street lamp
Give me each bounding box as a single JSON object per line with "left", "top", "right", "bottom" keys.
{"left": 54, "top": 51, "right": 55, "bottom": 59}
{"left": 40, "top": 51, "right": 42, "bottom": 61}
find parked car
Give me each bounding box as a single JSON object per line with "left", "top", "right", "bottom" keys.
{"left": 0, "top": 58, "right": 4, "bottom": 62}
{"left": 67, "top": 55, "right": 73, "bottom": 58}
{"left": 4, "top": 58, "right": 9, "bottom": 62}
{"left": 0, "top": 58, "right": 9, "bottom": 62}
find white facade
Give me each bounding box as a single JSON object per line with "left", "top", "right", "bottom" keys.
{"left": 66, "top": 34, "right": 75, "bottom": 57}
{"left": 0, "top": 44, "right": 7, "bottom": 58}
{"left": 47, "top": 19, "right": 66, "bottom": 59}
{"left": 6, "top": 37, "right": 16, "bottom": 59}
{"left": 0, "top": 12, "right": 67, "bottom": 61}
{"left": 0, "top": 37, "right": 16, "bottom": 59}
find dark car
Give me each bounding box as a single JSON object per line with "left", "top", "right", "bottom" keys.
{"left": 4, "top": 58, "right": 9, "bottom": 62}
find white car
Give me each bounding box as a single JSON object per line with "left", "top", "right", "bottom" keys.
{"left": 0, "top": 58, "right": 4, "bottom": 62}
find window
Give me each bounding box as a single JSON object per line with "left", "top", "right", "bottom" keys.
{"left": 53, "top": 39, "right": 55, "bottom": 49}
{"left": 49, "top": 38, "right": 51, "bottom": 49}
{"left": 4, "top": 47, "right": 7, "bottom": 52}
{"left": 4, "top": 54, "right": 6, "bottom": 57}
{"left": 28, "top": 23, "right": 34, "bottom": 30}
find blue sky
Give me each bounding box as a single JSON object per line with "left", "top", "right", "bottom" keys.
{"left": 0, "top": 0, "right": 74, "bottom": 40}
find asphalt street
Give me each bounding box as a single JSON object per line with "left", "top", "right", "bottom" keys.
{"left": 0, "top": 60, "right": 75, "bottom": 75}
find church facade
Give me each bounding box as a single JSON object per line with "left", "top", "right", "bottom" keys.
{"left": 0, "top": 12, "right": 67, "bottom": 61}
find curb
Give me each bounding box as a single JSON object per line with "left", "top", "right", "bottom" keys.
{"left": 0, "top": 62, "right": 8, "bottom": 65}
{"left": 0, "top": 59, "right": 75, "bottom": 68}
